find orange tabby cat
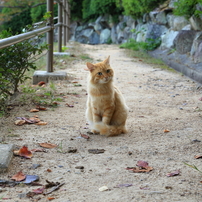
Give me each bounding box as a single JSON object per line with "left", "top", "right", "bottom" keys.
{"left": 85, "top": 56, "right": 128, "bottom": 136}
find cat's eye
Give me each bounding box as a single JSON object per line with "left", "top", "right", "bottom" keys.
{"left": 97, "top": 72, "right": 102, "bottom": 76}
{"left": 106, "top": 69, "right": 110, "bottom": 73}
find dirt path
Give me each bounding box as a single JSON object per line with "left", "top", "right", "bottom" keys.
{"left": 1, "top": 44, "right": 202, "bottom": 202}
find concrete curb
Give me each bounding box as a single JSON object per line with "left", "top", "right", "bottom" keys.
{"left": 149, "top": 48, "right": 202, "bottom": 84}
{"left": 0, "top": 144, "right": 14, "bottom": 173}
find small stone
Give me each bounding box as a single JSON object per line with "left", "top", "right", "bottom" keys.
{"left": 99, "top": 186, "right": 109, "bottom": 192}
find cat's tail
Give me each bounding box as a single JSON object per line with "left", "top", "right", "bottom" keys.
{"left": 94, "top": 122, "right": 127, "bottom": 136}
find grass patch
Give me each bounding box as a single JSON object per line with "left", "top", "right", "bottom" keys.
{"left": 120, "top": 39, "right": 176, "bottom": 73}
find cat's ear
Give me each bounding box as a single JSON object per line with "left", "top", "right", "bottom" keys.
{"left": 103, "top": 55, "right": 110, "bottom": 65}
{"left": 85, "top": 62, "right": 95, "bottom": 72}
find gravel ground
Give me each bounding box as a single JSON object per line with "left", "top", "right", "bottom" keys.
{"left": 0, "top": 44, "right": 202, "bottom": 202}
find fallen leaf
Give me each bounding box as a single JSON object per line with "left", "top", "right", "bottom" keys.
{"left": 36, "top": 106, "right": 47, "bottom": 111}
{"left": 39, "top": 143, "right": 57, "bottom": 149}
{"left": 15, "top": 120, "right": 26, "bottom": 126}
{"left": 65, "top": 103, "right": 74, "bottom": 108}
{"left": 115, "top": 184, "right": 133, "bottom": 188}
{"left": 194, "top": 155, "right": 202, "bottom": 159}
{"left": 31, "top": 148, "right": 46, "bottom": 152}
{"left": 32, "top": 186, "right": 44, "bottom": 194}
{"left": 30, "top": 109, "right": 39, "bottom": 112}
{"left": 126, "top": 160, "right": 153, "bottom": 173}
{"left": 81, "top": 134, "right": 90, "bottom": 139}
{"left": 13, "top": 146, "right": 33, "bottom": 159}
{"left": 11, "top": 171, "right": 26, "bottom": 181}
{"left": 48, "top": 197, "right": 55, "bottom": 201}
{"left": 166, "top": 170, "right": 180, "bottom": 177}
{"left": 99, "top": 186, "right": 109, "bottom": 192}
{"left": 38, "top": 81, "right": 46, "bottom": 86}
{"left": 24, "top": 175, "right": 39, "bottom": 184}
{"left": 164, "top": 129, "right": 170, "bottom": 133}
{"left": 35, "top": 121, "right": 48, "bottom": 125}
{"left": 88, "top": 149, "right": 105, "bottom": 154}
{"left": 29, "top": 117, "right": 40, "bottom": 123}
{"left": 126, "top": 166, "right": 153, "bottom": 173}
{"left": 137, "top": 160, "right": 149, "bottom": 169}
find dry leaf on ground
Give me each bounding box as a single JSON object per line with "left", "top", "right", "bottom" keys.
{"left": 11, "top": 171, "right": 26, "bottom": 181}
{"left": 194, "top": 155, "right": 202, "bottom": 159}
{"left": 126, "top": 160, "right": 153, "bottom": 173}
{"left": 39, "top": 143, "right": 57, "bottom": 148}
{"left": 166, "top": 170, "right": 180, "bottom": 177}
{"left": 164, "top": 129, "right": 170, "bottom": 133}
{"left": 30, "top": 109, "right": 40, "bottom": 112}
{"left": 35, "top": 121, "right": 48, "bottom": 125}
{"left": 13, "top": 146, "right": 33, "bottom": 159}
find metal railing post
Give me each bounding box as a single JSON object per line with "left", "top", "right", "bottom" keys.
{"left": 58, "top": 1, "right": 62, "bottom": 52}
{"left": 47, "top": 0, "right": 54, "bottom": 72}
{"left": 67, "top": 0, "right": 70, "bottom": 41}
{"left": 63, "top": 0, "right": 67, "bottom": 46}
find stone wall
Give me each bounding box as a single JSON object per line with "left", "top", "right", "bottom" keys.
{"left": 70, "top": 0, "right": 202, "bottom": 83}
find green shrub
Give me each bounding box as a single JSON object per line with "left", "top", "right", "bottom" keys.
{"left": 0, "top": 29, "right": 48, "bottom": 115}
{"left": 82, "top": 0, "right": 123, "bottom": 21}
{"left": 119, "top": 0, "right": 165, "bottom": 19}
{"left": 173, "top": 0, "right": 202, "bottom": 18}
{"left": 120, "top": 38, "right": 161, "bottom": 51}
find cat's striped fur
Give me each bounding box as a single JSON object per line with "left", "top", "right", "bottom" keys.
{"left": 85, "top": 56, "right": 128, "bottom": 136}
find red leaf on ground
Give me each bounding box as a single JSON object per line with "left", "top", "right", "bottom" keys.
{"left": 65, "top": 103, "right": 74, "bottom": 108}
{"left": 11, "top": 171, "right": 26, "bottom": 181}
{"left": 30, "top": 109, "right": 39, "bottom": 112}
{"left": 164, "top": 129, "right": 170, "bottom": 133}
{"left": 137, "top": 160, "right": 149, "bottom": 169}
{"left": 13, "top": 146, "right": 33, "bottom": 159}
{"left": 37, "top": 81, "right": 46, "bottom": 86}
{"left": 39, "top": 143, "right": 57, "bottom": 148}
{"left": 32, "top": 186, "right": 45, "bottom": 194}
{"left": 166, "top": 170, "right": 180, "bottom": 177}
{"left": 36, "top": 106, "right": 47, "bottom": 111}
{"left": 195, "top": 155, "right": 202, "bottom": 159}
{"left": 31, "top": 148, "right": 46, "bottom": 152}
{"left": 126, "top": 160, "right": 153, "bottom": 173}
{"left": 81, "top": 134, "right": 90, "bottom": 139}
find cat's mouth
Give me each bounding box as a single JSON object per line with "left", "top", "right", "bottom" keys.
{"left": 99, "top": 77, "right": 111, "bottom": 83}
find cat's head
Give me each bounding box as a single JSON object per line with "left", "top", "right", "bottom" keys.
{"left": 85, "top": 56, "right": 114, "bottom": 84}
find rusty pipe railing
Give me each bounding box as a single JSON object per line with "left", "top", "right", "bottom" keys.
{"left": 0, "top": 0, "right": 70, "bottom": 73}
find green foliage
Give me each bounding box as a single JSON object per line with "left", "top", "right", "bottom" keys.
{"left": 0, "top": 29, "right": 48, "bottom": 115}
{"left": 31, "top": 4, "right": 58, "bottom": 23}
{"left": 82, "top": 0, "right": 123, "bottom": 21}
{"left": 2, "top": 8, "right": 32, "bottom": 34}
{"left": 31, "top": 4, "right": 47, "bottom": 23}
{"left": 120, "top": 38, "right": 161, "bottom": 51}
{"left": 69, "top": 0, "right": 83, "bottom": 20}
{"left": 173, "top": 0, "right": 202, "bottom": 18}
{"left": 120, "top": 0, "right": 165, "bottom": 19}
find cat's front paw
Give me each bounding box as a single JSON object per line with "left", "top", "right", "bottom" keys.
{"left": 91, "top": 129, "right": 100, "bottom": 134}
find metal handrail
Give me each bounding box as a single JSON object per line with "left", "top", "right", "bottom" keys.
{"left": 0, "top": 26, "right": 52, "bottom": 49}
{"left": 0, "top": 0, "right": 70, "bottom": 73}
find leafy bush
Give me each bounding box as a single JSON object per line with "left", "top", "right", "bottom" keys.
{"left": 2, "top": 8, "right": 32, "bottom": 34}
{"left": 0, "top": 29, "right": 48, "bottom": 115}
{"left": 173, "top": 0, "right": 202, "bottom": 18}
{"left": 120, "top": 38, "right": 161, "bottom": 51}
{"left": 119, "top": 0, "right": 166, "bottom": 19}
{"left": 82, "top": 0, "right": 123, "bottom": 21}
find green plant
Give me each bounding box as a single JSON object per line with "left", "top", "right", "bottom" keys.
{"left": 82, "top": 0, "right": 123, "bottom": 21}
{"left": 120, "top": 38, "right": 161, "bottom": 51}
{"left": 117, "top": 0, "right": 165, "bottom": 19}
{"left": 183, "top": 162, "right": 202, "bottom": 173}
{"left": 0, "top": 29, "right": 48, "bottom": 115}
{"left": 173, "top": 0, "right": 202, "bottom": 18}
{"left": 62, "top": 46, "right": 69, "bottom": 52}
